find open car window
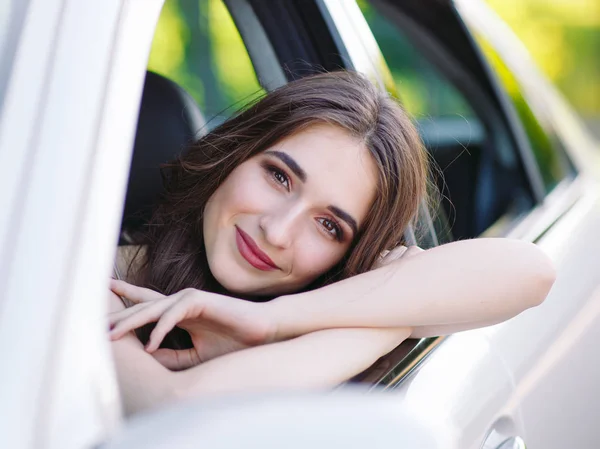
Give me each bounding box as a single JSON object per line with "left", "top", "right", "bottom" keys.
{"left": 358, "top": 0, "right": 535, "bottom": 240}
{"left": 455, "top": 0, "right": 577, "bottom": 194}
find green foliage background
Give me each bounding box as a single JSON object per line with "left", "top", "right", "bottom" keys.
{"left": 487, "top": 0, "right": 600, "bottom": 118}
{"left": 147, "top": 0, "right": 264, "bottom": 125}
{"left": 146, "top": 0, "right": 599, "bottom": 126}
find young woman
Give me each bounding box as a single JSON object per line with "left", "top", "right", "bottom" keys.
{"left": 108, "top": 71, "right": 556, "bottom": 415}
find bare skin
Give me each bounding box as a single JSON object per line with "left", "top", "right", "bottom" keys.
{"left": 108, "top": 124, "right": 556, "bottom": 415}
{"left": 110, "top": 240, "right": 555, "bottom": 415}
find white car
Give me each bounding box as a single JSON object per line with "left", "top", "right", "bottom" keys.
{"left": 1, "top": 0, "right": 599, "bottom": 448}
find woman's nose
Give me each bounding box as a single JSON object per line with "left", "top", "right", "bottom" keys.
{"left": 259, "top": 204, "right": 303, "bottom": 249}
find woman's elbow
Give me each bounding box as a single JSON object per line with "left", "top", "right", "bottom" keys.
{"left": 518, "top": 241, "right": 557, "bottom": 308}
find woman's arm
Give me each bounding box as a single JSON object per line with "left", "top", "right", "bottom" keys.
{"left": 268, "top": 238, "right": 556, "bottom": 340}
{"left": 110, "top": 285, "right": 410, "bottom": 415}
{"left": 108, "top": 291, "right": 174, "bottom": 414}
{"left": 408, "top": 318, "right": 509, "bottom": 339}
{"left": 172, "top": 326, "right": 410, "bottom": 399}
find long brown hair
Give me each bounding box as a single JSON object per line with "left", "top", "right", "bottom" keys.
{"left": 131, "top": 71, "right": 430, "bottom": 342}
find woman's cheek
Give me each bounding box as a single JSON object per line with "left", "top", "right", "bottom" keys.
{"left": 226, "top": 179, "right": 269, "bottom": 213}
{"left": 236, "top": 171, "right": 280, "bottom": 209}
{"left": 293, "top": 239, "right": 344, "bottom": 281}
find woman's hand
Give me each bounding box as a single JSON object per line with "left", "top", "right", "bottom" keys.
{"left": 372, "top": 245, "right": 424, "bottom": 270}
{"left": 108, "top": 280, "right": 276, "bottom": 369}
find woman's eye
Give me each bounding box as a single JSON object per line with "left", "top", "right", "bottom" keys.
{"left": 317, "top": 218, "right": 343, "bottom": 241}
{"left": 268, "top": 166, "right": 290, "bottom": 190}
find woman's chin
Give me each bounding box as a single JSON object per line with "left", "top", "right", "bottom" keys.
{"left": 208, "top": 257, "right": 319, "bottom": 297}
{"left": 219, "top": 279, "right": 289, "bottom": 298}
{"left": 212, "top": 270, "right": 305, "bottom": 298}
{"left": 210, "top": 268, "right": 275, "bottom": 297}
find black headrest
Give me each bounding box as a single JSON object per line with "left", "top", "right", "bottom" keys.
{"left": 121, "top": 71, "right": 206, "bottom": 240}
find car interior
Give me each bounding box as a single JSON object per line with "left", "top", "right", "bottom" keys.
{"left": 119, "top": 71, "right": 207, "bottom": 244}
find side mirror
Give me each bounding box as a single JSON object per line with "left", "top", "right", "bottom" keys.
{"left": 102, "top": 389, "right": 447, "bottom": 449}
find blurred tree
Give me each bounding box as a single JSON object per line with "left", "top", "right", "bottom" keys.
{"left": 147, "top": 0, "right": 264, "bottom": 126}
{"left": 357, "top": 0, "right": 475, "bottom": 119}
{"left": 487, "top": 0, "right": 600, "bottom": 117}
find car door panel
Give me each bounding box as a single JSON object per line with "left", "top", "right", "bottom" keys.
{"left": 391, "top": 330, "right": 519, "bottom": 449}
{"left": 482, "top": 189, "right": 600, "bottom": 448}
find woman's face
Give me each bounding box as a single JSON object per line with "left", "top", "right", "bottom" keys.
{"left": 203, "top": 123, "right": 377, "bottom": 296}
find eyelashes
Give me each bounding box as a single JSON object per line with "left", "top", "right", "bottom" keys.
{"left": 317, "top": 217, "right": 344, "bottom": 241}
{"left": 261, "top": 161, "right": 345, "bottom": 242}
{"left": 265, "top": 163, "right": 290, "bottom": 190}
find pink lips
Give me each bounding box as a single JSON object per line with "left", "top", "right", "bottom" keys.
{"left": 235, "top": 226, "right": 279, "bottom": 271}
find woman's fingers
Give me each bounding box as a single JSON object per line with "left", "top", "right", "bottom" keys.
{"left": 110, "top": 279, "right": 165, "bottom": 304}
{"left": 404, "top": 246, "right": 424, "bottom": 258}
{"left": 385, "top": 245, "right": 409, "bottom": 261}
{"left": 145, "top": 302, "right": 192, "bottom": 352}
{"left": 373, "top": 245, "right": 407, "bottom": 269}
{"left": 373, "top": 245, "right": 424, "bottom": 270}
{"left": 152, "top": 348, "right": 201, "bottom": 371}
{"left": 108, "top": 302, "right": 154, "bottom": 329}
{"left": 109, "top": 300, "right": 172, "bottom": 340}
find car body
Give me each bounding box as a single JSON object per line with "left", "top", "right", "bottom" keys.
{"left": 0, "top": 0, "right": 599, "bottom": 448}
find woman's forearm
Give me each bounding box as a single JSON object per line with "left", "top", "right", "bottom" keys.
{"left": 174, "top": 327, "right": 410, "bottom": 398}
{"left": 108, "top": 291, "right": 176, "bottom": 415}
{"left": 113, "top": 325, "right": 410, "bottom": 414}
{"left": 112, "top": 334, "right": 175, "bottom": 415}
{"left": 268, "top": 238, "right": 556, "bottom": 340}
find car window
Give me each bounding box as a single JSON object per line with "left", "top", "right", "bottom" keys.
{"left": 472, "top": 36, "right": 575, "bottom": 194}
{"left": 120, "top": 0, "right": 270, "bottom": 242}
{"left": 451, "top": 0, "right": 576, "bottom": 195}
{"left": 148, "top": 0, "right": 265, "bottom": 127}
{"left": 357, "top": 0, "right": 532, "bottom": 240}
{"left": 357, "top": 2, "right": 474, "bottom": 120}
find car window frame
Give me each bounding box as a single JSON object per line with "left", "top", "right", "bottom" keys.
{"left": 0, "top": 0, "right": 31, "bottom": 121}
{"left": 367, "top": 0, "right": 544, "bottom": 206}
{"left": 0, "top": 0, "right": 147, "bottom": 444}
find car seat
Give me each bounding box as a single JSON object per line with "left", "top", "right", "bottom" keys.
{"left": 120, "top": 71, "right": 206, "bottom": 243}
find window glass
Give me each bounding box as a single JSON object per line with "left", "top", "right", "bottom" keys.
{"left": 357, "top": 1, "right": 533, "bottom": 240}
{"left": 147, "top": 0, "right": 265, "bottom": 126}
{"left": 357, "top": 0, "right": 474, "bottom": 119}
{"left": 473, "top": 35, "right": 574, "bottom": 193}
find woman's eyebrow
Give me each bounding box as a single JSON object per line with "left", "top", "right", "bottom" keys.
{"left": 328, "top": 206, "right": 358, "bottom": 236}
{"left": 265, "top": 150, "right": 307, "bottom": 182}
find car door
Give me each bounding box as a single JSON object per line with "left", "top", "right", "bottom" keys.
{"left": 0, "top": 0, "right": 147, "bottom": 447}
{"left": 456, "top": 2, "right": 600, "bottom": 448}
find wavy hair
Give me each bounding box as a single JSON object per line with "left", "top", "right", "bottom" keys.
{"left": 130, "top": 71, "right": 432, "bottom": 346}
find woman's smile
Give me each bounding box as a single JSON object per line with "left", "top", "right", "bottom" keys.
{"left": 235, "top": 225, "right": 280, "bottom": 271}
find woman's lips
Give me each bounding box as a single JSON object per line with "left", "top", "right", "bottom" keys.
{"left": 235, "top": 226, "right": 280, "bottom": 271}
